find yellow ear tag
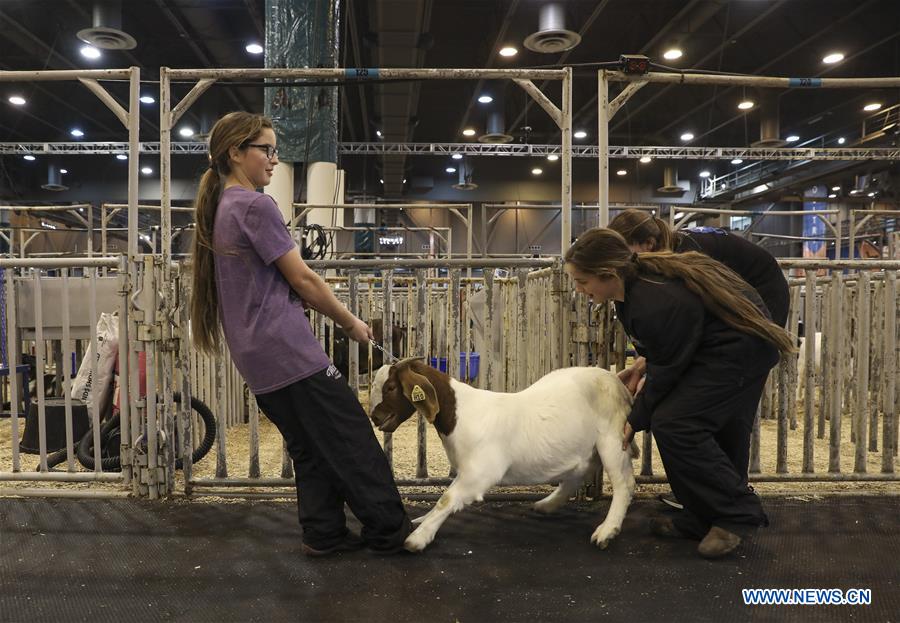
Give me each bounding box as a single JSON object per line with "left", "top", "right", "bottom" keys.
{"left": 410, "top": 385, "right": 427, "bottom": 402}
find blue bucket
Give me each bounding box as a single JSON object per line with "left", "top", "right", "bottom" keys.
{"left": 459, "top": 352, "right": 480, "bottom": 381}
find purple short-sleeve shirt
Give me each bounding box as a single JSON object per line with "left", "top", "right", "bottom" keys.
{"left": 213, "top": 186, "right": 330, "bottom": 394}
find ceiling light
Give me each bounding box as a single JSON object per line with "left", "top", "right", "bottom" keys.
{"left": 828, "top": 193, "right": 837, "bottom": 198}
{"left": 785, "top": 135, "right": 800, "bottom": 142}
{"left": 141, "top": 167, "right": 153, "bottom": 175}
{"left": 23, "top": 155, "right": 35, "bottom": 161}
{"left": 451, "top": 153, "right": 463, "bottom": 160}
{"left": 116, "top": 154, "right": 128, "bottom": 160}
{"left": 737, "top": 100, "right": 754, "bottom": 110}
{"left": 753, "top": 184, "right": 769, "bottom": 194}
{"left": 245, "top": 43, "right": 264, "bottom": 55}
{"left": 850, "top": 189, "right": 861, "bottom": 194}
{"left": 462, "top": 128, "right": 476, "bottom": 136}
{"left": 403, "top": 178, "right": 407, "bottom": 183}
{"left": 178, "top": 127, "right": 194, "bottom": 138}
{"left": 70, "top": 129, "right": 84, "bottom": 138}
{"left": 663, "top": 48, "right": 683, "bottom": 60}
{"left": 731, "top": 158, "right": 743, "bottom": 164}
{"left": 531, "top": 168, "right": 543, "bottom": 175}
{"left": 499, "top": 46, "right": 518, "bottom": 57}
{"left": 616, "top": 169, "right": 627, "bottom": 176}
{"left": 139, "top": 95, "right": 155, "bottom": 104}
{"left": 478, "top": 95, "right": 493, "bottom": 104}
{"left": 822, "top": 52, "right": 844, "bottom": 64}
{"left": 680, "top": 132, "right": 694, "bottom": 141}
{"left": 60, "top": 169, "right": 68, "bottom": 174}
{"left": 573, "top": 130, "right": 587, "bottom": 139}
{"left": 445, "top": 167, "right": 456, "bottom": 173}
{"left": 863, "top": 103, "right": 882, "bottom": 112}
{"left": 699, "top": 170, "right": 711, "bottom": 178}
{"left": 868, "top": 192, "right": 876, "bottom": 197}
{"left": 639, "top": 156, "right": 652, "bottom": 164}
{"left": 375, "top": 129, "right": 382, "bottom": 137}
{"left": 379, "top": 178, "right": 384, "bottom": 183}
{"left": 8, "top": 96, "right": 26, "bottom": 106}
{"left": 80, "top": 45, "right": 101, "bottom": 59}
{"left": 837, "top": 137, "right": 846, "bottom": 144}
{"left": 547, "top": 154, "right": 559, "bottom": 161}
{"left": 831, "top": 186, "right": 840, "bottom": 191}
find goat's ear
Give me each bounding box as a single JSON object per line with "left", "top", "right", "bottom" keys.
{"left": 398, "top": 367, "right": 439, "bottom": 423}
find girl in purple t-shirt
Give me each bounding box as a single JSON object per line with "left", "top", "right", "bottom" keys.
{"left": 190, "top": 112, "right": 411, "bottom": 556}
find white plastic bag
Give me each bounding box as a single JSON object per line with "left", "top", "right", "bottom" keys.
{"left": 71, "top": 312, "right": 119, "bottom": 412}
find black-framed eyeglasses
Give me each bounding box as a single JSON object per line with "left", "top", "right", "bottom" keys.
{"left": 245, "top": 143, "right": 279, "bottom": 159}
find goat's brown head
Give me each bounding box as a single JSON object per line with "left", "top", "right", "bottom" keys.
{"left": 369, "top": 358, "right": 440, "bottom": 433}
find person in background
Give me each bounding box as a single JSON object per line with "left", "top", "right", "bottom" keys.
{"left": 190, "top": 111, "right": 412, "bottom": 557}
{"left": 609, "top": 209, "right": 790, "bottom": 510}
{"left": 565, "top": 228, "right": 794, "bottom": 558}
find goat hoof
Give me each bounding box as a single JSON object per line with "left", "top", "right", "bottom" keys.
{"left": 404, "top": 529, "right": 431, "bottom": 552}
{"left": 591, "top": 525, "right": 620, "bottom": 549}
{"left": 532, "top": 500, "right": 561, "bottom": 514}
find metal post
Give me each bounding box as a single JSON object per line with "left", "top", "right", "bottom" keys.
{"left": 597, "top": 70, "right": 610, "bottom": 227}
{"left": 561, "top": 67, "right": 573, "bottom": 253}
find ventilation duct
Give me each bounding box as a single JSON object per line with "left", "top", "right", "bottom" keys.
{"left": 524, "top": 3, "right": 582, "bottom": 54}
{"left": 452, "top": 160, "right": 477, "bottom": 191}
{"left": 656, "top": 165, "right": 684, "bottom": 194}
{"left": 41, "top": 165, "right": 68, "bottom": 192}
{"left": 76, "top": 1, "right": 137, "bottom": 50}
{"left": 478, "top": 111, "right": 514, "bottom": 143}
{"left": 752, "top": 92, "right": 785, "bottom": 147}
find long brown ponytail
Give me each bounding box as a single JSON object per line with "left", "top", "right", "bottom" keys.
{"left": 190, "top": 111, "right": 274, "bottom": 353}
{"left": 608, "top": 208, "right": 679, "bottom": 251}
{"left": 565, "top": 228, "right": 795, "bottom": 355}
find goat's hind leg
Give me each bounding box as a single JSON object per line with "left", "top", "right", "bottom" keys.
{"left": 590, "top": 434, "right": 635, "bottom": 549}
{"left": 532, "top": 476, "right": 582, "bottom": 514}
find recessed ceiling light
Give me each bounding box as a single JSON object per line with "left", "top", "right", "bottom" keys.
{"left": 639, "top": 156, "right": 652, "bottom": 164}
{"left": 680, "top": 132, "right": 694, "bottom": 141}
{"left": 445, "top": 167, "right": 456, "bottom": 173}
{"left": 403, "top": 178, "right": 407, "bottom": 183}
{"left": 699, "top": 170, "right": 711, "bottom": 178}
{"left": 828, "top": 193, "right": 837, "bottom": 198}
{"left": 8, "top": 96, "right": 26, "bottom": 106}
{"left": 117, "top": 154, "right": 128, "bottom": 160}
{"left": 863, "top": 102, "right": 882, "bottom": 112}
{"left": 868, "top": 192, "right": 876, "bottom": 197}
{"left": 837, "top": 137, "right": 846, "bottom": 144}
{"left": 616, "top": 169, "right": 627, "bottom": 176}
{"left": 375, "top": 129, "right": 382, "bottom": 137}
{"left": 178, "top": 127, "right": 195, "bottom": 138}
{"left": 785, "top": 135, "right": 800, "bottom": 142}
{"left": 478, "top": 95, "right": 493, "bottom": 104}
{"left": 246, "top": 43, "right": 264, "bottom": 55}
{"left": 531, "top": 168, "right": 543, "bottom": 175}
{"left": 80, "top": 45, "right": 101, "bottom": 59}
{"left": 139, "top": 95, "right": 155, "bottom": 104}
{"left": 462, "top": 128, "right": 476, "bottom": 136}
{"left": 573, "top": 130, "right": 587, "bottom": 139}
{"left": 822, "top": 52, "right": 844, "bottom": 64}
{"left": 23, "top": 155, "right": 35, "bottom": 161}
{"left": 663, "top": 48, "right": 683, "bottom": 60}
{"left": 731, "top": 158, "right": 743, "bottom": 164}
{"left": 141, "top": 167, "right": 153, "bottom": 175}
{"left": 832, "top": 186, "right": 841, "bottom": 191}
{"left": 59, "top": 168, "right": 68, "bottom": 174}
{"left": 70, "top": 129, "right": 84, "bottom": 138}
{"left": 379, "top": 178, "right": 384, "bottom": 183}
{"left": 499, "top": 46, "right": 518, "bottom": 57}
{"left": 451, "top": 153, "right": 463, "bottom": 160}
{"left": 737, "top": 100, "right": 754, "bottom": 110}
{"left": 547, "top": 154, "right": 559, "bottom": 161}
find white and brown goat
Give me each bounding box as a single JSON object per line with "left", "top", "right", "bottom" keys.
{"left": 369, "top": 359, "right": 638, "bottom": 552}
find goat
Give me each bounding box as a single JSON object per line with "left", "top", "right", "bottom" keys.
{"left": 369, "top": 358, "right": 638, "bottom": 552}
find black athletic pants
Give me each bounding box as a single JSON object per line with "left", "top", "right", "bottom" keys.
{"left": 651, "top": 367, "right": 770, "bottom": 539}
{"left": 254, "top": 367, "right": 411, "bottom": 551}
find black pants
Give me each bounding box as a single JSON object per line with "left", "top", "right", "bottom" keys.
{"left": 254, "top": 367, "right": 411, "bottom": 551}
{"left": 651, "top": 367, "right": 769, "bottom": 538}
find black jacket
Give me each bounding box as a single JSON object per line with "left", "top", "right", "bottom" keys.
{"left": 615, "top": 274, "right": 779, "bottom": 433}
{"left": 676, "top": 228, "right": 789, "bottom": 327}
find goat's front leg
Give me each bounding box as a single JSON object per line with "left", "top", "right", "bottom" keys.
{"left": 404, "top": 470, "right": 498, "bottom": 552}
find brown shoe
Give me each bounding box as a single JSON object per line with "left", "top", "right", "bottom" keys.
{"left": 697, "top": 526, "right": 742, "bottom": 559}
{"left": 301, "top": 532, "right": 366, "bottom": 558}
{"left": 649, "top": 514, "right": 689, "bottom": 539}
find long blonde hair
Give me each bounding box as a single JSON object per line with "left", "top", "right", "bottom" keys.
{"left": 565, "top": 228, "right": 795, "bottom": 355}
{"left": 608, "top": 208, "right": 679, "bottom": 251}
{"left": 191, "top": 112, "right": 274, "bottom": 353}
